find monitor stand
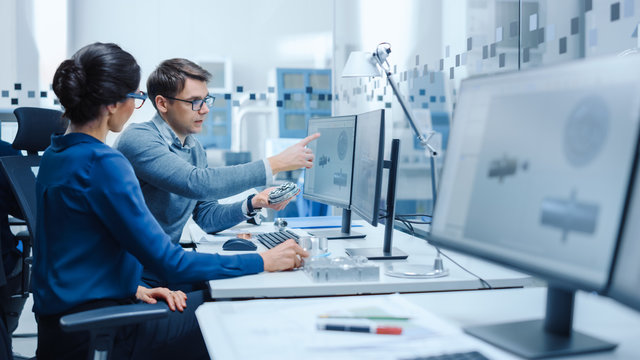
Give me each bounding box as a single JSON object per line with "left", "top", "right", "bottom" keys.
{"left": 307, "top": 209, "right": 365, "bottom": 239}
{"left": 464, "top": 286, "right": 617, "bottom": 358}
{"left": 346, "top": 139, "right": 408, "bottom": 260}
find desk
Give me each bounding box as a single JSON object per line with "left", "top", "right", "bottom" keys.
{"left": 403, "top": 288, "right": 640, "bottom": 359}
{"left": 196, "top": 287, "right": 640, "bottom": 359}
{"left": 191, "top": 220, "right": 537, "bottom": 299}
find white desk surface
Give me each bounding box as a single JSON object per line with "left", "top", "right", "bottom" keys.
{"left": 404, "top": 288, "right": 640, "bottom": 359}
{"left": 196, "top": 287, "right": 640, "bottom": 360}
{"left": 191, "top": 220, "right": 538, "bottom": 299}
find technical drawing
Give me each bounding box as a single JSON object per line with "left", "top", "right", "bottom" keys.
{"left": 564, "top": 96, "right": 609, "bottom": 167}
{"left": 337, "top": 130, "right": 349, "bottom": 160}
{"left": 318, "top": 155, "right": 330, "bottom": 167}
{"left": 487, "top": 155, "right": 519, "bottom": 182}
{"left": 333, "top": 169, "right": 348, "bottom": 188}
{"left": 540, "top": 189, "right": 599, "bottom": 241}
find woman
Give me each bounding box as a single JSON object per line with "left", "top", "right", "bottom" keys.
{"left": 32, "top": 42, "right": 307, "bottom": 359}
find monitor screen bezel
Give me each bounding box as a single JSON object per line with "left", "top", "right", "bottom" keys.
{"left": 302, "top": 115, "right": 357, "bottom": 209}
{"left": 606, "top": 135, "right": 640, "bottom": 309}
{"left": 428, "top": 61, "right": 640, "bottom": 294}
{"left": 350, "top": 109, "right": 385, "bottom": 227}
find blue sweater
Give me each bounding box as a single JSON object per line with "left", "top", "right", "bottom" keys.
{"left": 32, "top": 133, "right": 263, "bottom": 316}
{"left": 115, "top": 115, "right": 271, "bottom": 244}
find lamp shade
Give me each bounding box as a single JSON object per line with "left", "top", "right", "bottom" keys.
{"left": 342, "top": 51, "right": 381, "bottom": 78}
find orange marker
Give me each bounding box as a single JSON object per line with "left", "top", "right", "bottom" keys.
{"left": 318, "top": 324, "right": 403, "bottom": 335}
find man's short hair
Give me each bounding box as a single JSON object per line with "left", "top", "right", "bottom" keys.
{"left": 146, "top": 58, "right": 211, "bottom": 110}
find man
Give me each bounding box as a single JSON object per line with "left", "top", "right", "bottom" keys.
{"left": 116, "top": 58, "right": 319, "bottom": 290}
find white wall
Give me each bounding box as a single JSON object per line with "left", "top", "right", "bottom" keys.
{"left": 65, "top": 0, "right": 334, "bottom": 133}
{"left": 0, "top": 0, "right": 42, "bottom": 110}
{"left": 68, "top": 0, "right": 333, "bottom": 90}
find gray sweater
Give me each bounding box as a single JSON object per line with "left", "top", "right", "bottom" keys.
{"left": 115, "top": 114, "right": 271, "bottom": 245}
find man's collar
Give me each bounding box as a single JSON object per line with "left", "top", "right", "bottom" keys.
{"left": 151, "top": 113, "right": 195, "bottom": 149}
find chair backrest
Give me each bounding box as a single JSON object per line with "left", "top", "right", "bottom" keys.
{"left": 12, "top": 107, "right": 68, "bottom": 155}
{"left": 0, "top": 155, "right": 40, "bottom": 239}
{"left": 0, "top": 107, "right": 68, "bottom": 300}
{"left": 0, "top": 155, "right": 40, "bottom": 300}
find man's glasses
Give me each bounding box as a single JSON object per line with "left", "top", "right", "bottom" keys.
{"left": 165, "top": 95, "right": 215, "bottom": 111}
{"left": 126, "top": 91, "right": 147, "bottom": 109}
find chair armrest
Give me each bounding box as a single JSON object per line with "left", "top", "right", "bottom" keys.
{"left": 14, "top": 230, "right": 29, "bottom": 244}
{"left": 60, "top": 303, "right": 169, "bottom": 333}
{"left": 8, "top": 217, "right": 26, "bottom": 226}
{"left": 180, "top": 242, "right": 197, "bottom": 250}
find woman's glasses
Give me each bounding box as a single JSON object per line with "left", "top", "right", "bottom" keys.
{"left": 126, "top": 91, "right": 148, "bottom": 109}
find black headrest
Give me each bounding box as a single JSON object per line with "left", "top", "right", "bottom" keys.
{"left": 12, "top": 107, "right": 69, "bottom": 154}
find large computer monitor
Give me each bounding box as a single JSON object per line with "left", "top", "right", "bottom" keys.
{"left": 429, "top": 54, "right": 640, "bottom": 358}
{"left": 608, "top": 153, "right": 640, "bottom": 312}
{"left": 345, "top": 109, "right": 408, "bottom": 260}
{"left": 303, "top": 115, "right": 363, "bottom": 239}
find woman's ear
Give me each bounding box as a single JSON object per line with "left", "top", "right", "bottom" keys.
{"left": 105, "top": 103, "right": 118, "bottom": 115}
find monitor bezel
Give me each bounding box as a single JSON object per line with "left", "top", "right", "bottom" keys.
{"left": 428, "top": 61, "right": 640, "bottom": 294}
{"left": 606, "top": 124, "right": 640, "bottom": 309}
{"left": 302, "top": 115, "right": 357, "bottom": 209}
{"left": 350, "top": 109, "right": 385, "bottom": 227}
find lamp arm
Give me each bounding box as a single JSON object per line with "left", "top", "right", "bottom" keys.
{"left": 373, "top": 54, "right": 439, "bottom": 207}
{"left": 378, "top": 67, "right": 437, "bottom": 157}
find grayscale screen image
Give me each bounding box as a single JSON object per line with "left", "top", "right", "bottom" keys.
{"left": 303, "top": 116, "right": 356, "bottom": 208}
{"left": 432, "top": 55, "right": 640, "bottom": 291}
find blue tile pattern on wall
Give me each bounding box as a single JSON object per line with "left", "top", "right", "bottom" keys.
{"left": 612, "top": 2, "right": 621, "bottom": 21}
{"left": 560, "top": 37, "right": 568, "bottom": 54}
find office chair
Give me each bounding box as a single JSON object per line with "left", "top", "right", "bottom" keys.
{"left": 1, "top": 108, "right": 171, "bottom": 359}
{"left": 0, "top": 235, "right": 14, "bottom": 360}
{"left": 60, "top": 303, "right": 169, "bottom": 360}
{"left": 0, "top": 107, "right": 68, "bottom": 300}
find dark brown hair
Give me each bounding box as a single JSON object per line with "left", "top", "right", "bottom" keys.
{"left": 52, "top": 42, "right": 140, "bottom": 125}
{"left": 146, "top": 58, "right": 211, "bottom": 110}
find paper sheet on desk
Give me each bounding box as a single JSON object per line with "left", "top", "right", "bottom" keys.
{"left": 189, "top": 223, "right": 264, "bottom": 244}
{"left": 198, "top": 294, "right": 518, "bottom": 360}
{"left": 187, "top": 223, "right": 234, "bottom": 244}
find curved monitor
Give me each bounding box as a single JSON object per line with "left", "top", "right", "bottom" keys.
{"left": 430, "top": 54, "right": 640, "bottom": 293}
{"left": 429, "top": 54, "right": 640, "bottom": 358}
{"left": 351, "top": 109, "right": 385, "bottom": 226}
{"left": 303, "top": 115, "right": 356, "bottom": 208}
{"left": 608, "top": 155, "right": 640, "bottom": 312}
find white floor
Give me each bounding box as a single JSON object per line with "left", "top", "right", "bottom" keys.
{"left": 12, "top": 295, "right": 37, "bottom": 359}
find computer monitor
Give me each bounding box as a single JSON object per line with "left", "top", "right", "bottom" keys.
{"left": 345, "top": 109, "right": 408, "bottom": 260}
{"left": 350, "top": 109, "right": 385, "bottom": 226}
{"left": 608, "top": 154, "right": 640, "bottom": 312}
{"left": 303, "top": 115, "right": 363, "bottom": 239}
{"left": 429, "top": 54, "right": 640, "bottom": 358}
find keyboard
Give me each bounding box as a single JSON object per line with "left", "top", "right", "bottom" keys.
{"left": 402, "top": 351, "right": 490, "bottom": 360}
{"left": 256, "top": 230, "right": 300, "bottom": 249}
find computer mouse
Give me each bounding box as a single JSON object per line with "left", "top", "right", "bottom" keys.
{"left": 222, "top": 238, "right": 258, "bottom": 251}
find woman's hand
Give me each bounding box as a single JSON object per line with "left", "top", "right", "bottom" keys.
{"left": 136, "top": 285, "right": 187, "bottom": 312}
{"left": 260, "top": 239, "right": 309, "bottom": 271}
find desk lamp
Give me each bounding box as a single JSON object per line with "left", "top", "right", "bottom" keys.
{"left": 342, "top": 42, "right": 448, "bottom": 278}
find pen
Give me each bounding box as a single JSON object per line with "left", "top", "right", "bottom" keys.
{"left": 317, "top": 323, "right": 403, "bottom": 335}
{"left": 317, "top": 315, "right": 410, "bottom": 321}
